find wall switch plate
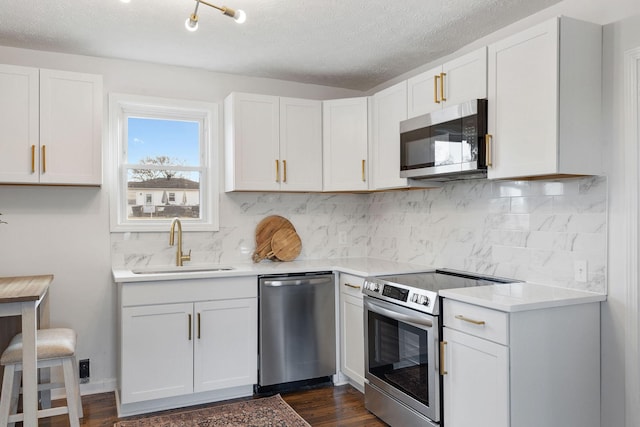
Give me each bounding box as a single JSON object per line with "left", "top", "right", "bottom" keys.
{"left": 574, "top": 260, "right": 588, "bottom": 282}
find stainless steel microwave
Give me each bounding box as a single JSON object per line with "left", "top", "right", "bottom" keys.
{"left": 400, "top": 99, "right": 488, "bottom": 181}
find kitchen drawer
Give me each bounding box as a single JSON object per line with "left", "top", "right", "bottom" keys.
{"left": 339, "top": 273, "right": 364, "bottom": 299}
{"left": 443, "top": 299, "right": 509, "bottom": 345}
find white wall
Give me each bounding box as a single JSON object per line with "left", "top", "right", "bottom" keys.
{"left": 0, "top": 47, "right": 362, "bottom": 393}
{"left": 602, "top": 13, "right": 640, "bottom": 427}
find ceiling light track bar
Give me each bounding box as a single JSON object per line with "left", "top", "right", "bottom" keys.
{"left": 185, "top": 0, "right": 246, "bottom": 31}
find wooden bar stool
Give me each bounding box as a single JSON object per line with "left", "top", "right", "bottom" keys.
{"left": 0, "top": 328, "right": 82, "bottom": 427}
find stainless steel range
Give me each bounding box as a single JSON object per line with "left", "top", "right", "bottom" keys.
{"left": 362, "top": 269, "right": 518, "bottom": 427}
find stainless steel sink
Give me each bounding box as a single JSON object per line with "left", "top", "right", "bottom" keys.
{"left": 131, "top": 266, "right": 235, "bottom": 274}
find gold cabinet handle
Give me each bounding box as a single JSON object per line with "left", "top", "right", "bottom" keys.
{"left": 188, "top": 314, "right": 192, "bottom": 340}
{"left": 41, "top": 145, "right": 46, "bottom": 173}
{"left": 197, "top": 312, "right": 201, "bottom": 339}
{"left": 440, "top": 341, "right": 448, "bottom": 375}
{"left": 275, "top": 159, "right": 280, "bottom": 182}
{"left": 343, "top": 282, "right": 361, "bottom": 289}
{"left": 440, "top": 72, "right": 447, "bottom": 102}
{"left": 362, "top": 159, "right": 366, "bottom": 182}
{"left": 455, "top": 314, "right": 486, "bottom": 325}
{"left": 434, "top": 75, "right": 440, "bottom": 103}
{"left": 283, "top": 160, "right": 287, "bottom": 183}
{"left": 485, "top": 134, "right": 493, "bottom": 168}
{"left": 31, "top": 145, "right": 35, "bottom": 173}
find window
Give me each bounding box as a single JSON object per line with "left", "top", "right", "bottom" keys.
{"left": 109, "top": 94, "right": 219, "bottom": 232}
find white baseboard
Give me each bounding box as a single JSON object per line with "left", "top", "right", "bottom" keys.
{"left": 50, "top": 378, "right": 117, "bottom": 400}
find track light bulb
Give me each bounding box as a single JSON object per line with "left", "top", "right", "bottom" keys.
{"left": 185, "top": 14, "right": 199, "bottom": 31}
{"left": 233, "top": 9, "right": 246, "bottom": 24}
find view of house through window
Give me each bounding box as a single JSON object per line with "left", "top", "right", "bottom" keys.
{"left": 109, "top": 93, "right": 218, "bottom": 232}
{"left": 126, "top": 117, "right": 202, "bottom": 220}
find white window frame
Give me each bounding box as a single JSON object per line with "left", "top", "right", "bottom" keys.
{"left": 109, "top": 93, "right": 219, "bottom": 232}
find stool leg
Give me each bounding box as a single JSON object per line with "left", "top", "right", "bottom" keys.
{"left": 8, "top": 369, "right": 20, "bottom": 427}
{"left": 72, "top": 358, "right": 83, "bottom": 419}
{"left": 62, "top": 359, "right": 81, "bottom": 427}
{"left": 0, "top": 364, "right": 15, "bottom": 427}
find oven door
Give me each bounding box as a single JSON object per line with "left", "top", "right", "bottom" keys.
{"left": 364, "top": 296, "right": 440, "bottom": 423}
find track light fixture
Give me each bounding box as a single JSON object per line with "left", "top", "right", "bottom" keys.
{"left": 185, "top": 0, "right": 246, "bottom": 31}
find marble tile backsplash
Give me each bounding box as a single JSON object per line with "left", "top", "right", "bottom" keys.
{"left": 111, "top": 176, "right": 607, "bottom": 293}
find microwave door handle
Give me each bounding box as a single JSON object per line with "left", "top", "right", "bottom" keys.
{"left": 365, "top": 299, "right": 433, "bottom": 328}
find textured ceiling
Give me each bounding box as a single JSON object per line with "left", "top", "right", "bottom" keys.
{"left": 0, "top": 0, "right": 561, "bottom": 91}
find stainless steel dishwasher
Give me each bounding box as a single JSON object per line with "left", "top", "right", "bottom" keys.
{"left": 258, "top": 272, "right": 336, "bottom": 390}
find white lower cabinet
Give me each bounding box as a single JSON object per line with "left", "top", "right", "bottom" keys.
{"left": 118, "top": 277, "right": 257, "bottom": 416}
{"left": 442, "top": 298, "right": 600, "bottom": 427}
{"left": 339, "top": 273, "right": 365, "bottom": 389}
{"left": 193, "top": 299, "right": 258, "bottom": 392}
{"left": 121, "top": 303, "right": 194, "bottom": 403}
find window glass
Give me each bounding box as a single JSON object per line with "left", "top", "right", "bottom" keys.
{"left": 109, "top": 94, "right": 218, "bottom": 232}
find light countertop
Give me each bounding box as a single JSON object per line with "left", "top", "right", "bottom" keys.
{"left": 112, "top": 257, "right": 431, "bottom": 283}
{"left": 440, "top": 281, "right": 606, "bottom": 312}
{"left": 113, "top": 259, "right": 607, "bottom": 312}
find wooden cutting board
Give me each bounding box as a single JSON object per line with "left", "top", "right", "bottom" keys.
{"left": 268, "top": 228, "right": 302, "bottom": 262}
{"left": 252, "top": 215, "right": 296, "bottom": 262}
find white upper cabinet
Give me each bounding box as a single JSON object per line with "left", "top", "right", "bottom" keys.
{"left": 486, "top": 17, "right": 602, "bottom": 179}
{"left": 407, "top": 47, "right": 487, "bottom": 119}
{"left": 0, "top": 65, "right": 39, "bottom": 184}
{"left": 224, "top": 93, "right": 280, "bottom": 191}
{"left": 224, "top": 93, "right": 322, "bottom": 192}
{"left": 370, "top": 81, "right": 409, "bottom": 190}
{"left": 279, "top": 97, "right": 323, "bottom": 191}
{"left": 0, "top": 66, "right": 103, "bottom": 186}
{"left": 322, "top": 97, "right": 369, "bottom": 192}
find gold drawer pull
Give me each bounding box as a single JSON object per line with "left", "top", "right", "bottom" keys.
{"left": 434, "top": 75, "right": 440, "bottom": 103}
{"left": 455, "top": 314, "right": 486, "bottom": 325}
{"left": 42, "top": 145, "right": 46, "bottom": 173}
{"left": 197, "top": 312, "right": 201, "bottom": 339}
{"left": 31, "top": 145, "right": 36, "bottom": 173}
{"left": 440, "top": 72, "right": 446, "bottom": 102}
{"left": 343, "top": 282, "right": 361, "bottom": 289}
{"left": 283, "top": 159, "right": 287, "bottom": 183}
{"left": 361, "top": 159, "right": 366, "bottom": 182}
{"left": 440, "top": 341, "right": 448, "bottom": 375}
{"left": 485, "top": 134, "right": 493, "bottom": 168}
{"left": 188, "top": 314, "right": 192, "bottom": 340}
{"left": 275, "top": 160, "right": 280, "bottom": 182}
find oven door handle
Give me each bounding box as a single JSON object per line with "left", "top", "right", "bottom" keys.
{"left": 364, "top": 298, "right": 433, "bottom": 328}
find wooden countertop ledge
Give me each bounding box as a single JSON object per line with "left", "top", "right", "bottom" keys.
{"left": 0, "top": 275, "right": 53, "bottom": 303}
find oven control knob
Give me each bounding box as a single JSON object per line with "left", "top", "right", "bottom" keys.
{"left": 414, "top": 294, "right": 430, "bottom": 306}
{"left": 366, "top": 282, "right": 380, "bottom": 292}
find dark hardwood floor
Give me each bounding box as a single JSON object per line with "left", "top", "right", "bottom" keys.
{"left": 38, "top": 384, "right": 387, "bottom": 426}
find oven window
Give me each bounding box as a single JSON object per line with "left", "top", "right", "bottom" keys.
{"left": 367, "top": 310, "right": 430, "bottom": 406}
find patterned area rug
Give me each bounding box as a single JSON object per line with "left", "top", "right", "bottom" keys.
{"left": 113, "top": 394, "right": 311, "bottom": 427}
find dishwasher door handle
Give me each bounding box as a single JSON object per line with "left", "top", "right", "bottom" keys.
{"left": 262, "top": 277, "right": 331, "bottom": 287}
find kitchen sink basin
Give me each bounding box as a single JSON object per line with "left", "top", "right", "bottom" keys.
{"left": 131, "top": 266, "right": 235, "bottom": 274}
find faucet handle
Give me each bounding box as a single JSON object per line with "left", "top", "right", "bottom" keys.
{"left": 182, "top": 249, "right": 191, "bottom": 263}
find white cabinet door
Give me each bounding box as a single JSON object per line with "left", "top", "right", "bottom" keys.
{"left": 407, "top": 47, "right": 487, "bottom": 119}
{"left": 224, "top": 92, "right": 280, "bottom": 191}
{"left": 487, "top": 17, "right": 602, "bottom": 179}
{"left": 120, "top": 303, "right": 194, "bottom": 404}
{"left": 39, "top": 69, "right": 102, "bottom": 185}
{"left": 340, "top": 293, "right": 365, "bottom": 387}
{"left": 371, "top": 81, "right": 408, "bottom": 190}
{"left": 322, "top": 97, "right": 369, "bottom": 191}
{"left": 442, "top": 47, "right": 487, "bottom": 108}
{"left": 407, "top": 65, "right": 442, "bottom": 118}
{"left": 442, "top": 327, "right": 509, "bottom": 427}
{"left": 0, "top": 65, "right": 39, "bottom": 184}
{"left": 280, "top": 97, "right": 323, "bottom": 191}
{"left": 193, "top": 298, "right": 258, "bottom": 393}
{"left": 487, "top": 19, "right": 558, "bottom": 179}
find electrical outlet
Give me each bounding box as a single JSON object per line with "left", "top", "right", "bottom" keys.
{"left": 574, "top": 260, "right": 587, "bottom": 283}
{"left": 338, "top": 231, "right": 348, "bottom": 245}
{"left": 79, "top": 359, "right": 90, "bottom": 384}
